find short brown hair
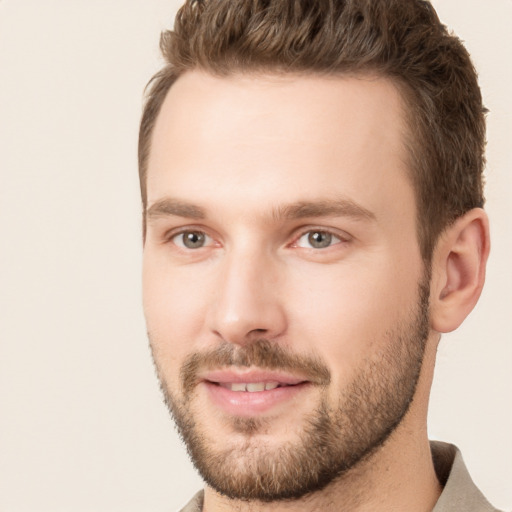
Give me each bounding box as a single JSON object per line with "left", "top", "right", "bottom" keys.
{"left": 139, "top": 0, "right": 486, "bottom": 261}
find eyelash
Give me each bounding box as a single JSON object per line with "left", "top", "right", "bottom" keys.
{"left": 292, "top": 229, "right": 347, "bottom": 250}
{"left": 166, "top": 228, "right": 216, "bottom": 250}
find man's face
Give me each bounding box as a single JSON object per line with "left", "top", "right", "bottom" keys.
{"left": 143, "top": 72, "right": 430, "bottom": 500}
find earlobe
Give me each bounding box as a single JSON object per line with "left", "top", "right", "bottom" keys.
{"left": 430, "top": 208, "right": 490, "bottom": 333}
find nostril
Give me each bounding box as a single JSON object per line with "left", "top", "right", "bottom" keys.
{"left": 208, "top": 296, "right": 288, "bottom": 346}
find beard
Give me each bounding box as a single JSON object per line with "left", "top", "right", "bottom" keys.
{"left": 149, "top": 277, "right": 431, "bottom": 503}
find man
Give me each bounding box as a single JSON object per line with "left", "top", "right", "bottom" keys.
{"left": 139, "top": 0, "right": 501, "bottom": 510}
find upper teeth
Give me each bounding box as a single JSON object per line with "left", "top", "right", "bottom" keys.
{"left": 221, "top": 382, "right": 281, "bottom": 392}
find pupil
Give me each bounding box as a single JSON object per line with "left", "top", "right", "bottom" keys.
{"left": 308, "top": 231, "right": 331, "bottom": 248}
{"left": 184, "top": 231, "right": 205, "bottom": 248}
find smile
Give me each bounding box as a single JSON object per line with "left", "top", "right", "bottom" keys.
{"left": 200, "top": 371, "right": 311, "bottom": 416}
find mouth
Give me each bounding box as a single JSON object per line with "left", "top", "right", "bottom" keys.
{"left": 203, "top": 369, "right": 308, "bottom": 390}
{"left": 199, "top": 370, "right": 311, "bottom": 416}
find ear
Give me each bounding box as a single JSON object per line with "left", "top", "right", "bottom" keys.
{"left": 430, "top": 208, "right": 490, "bottom": 333}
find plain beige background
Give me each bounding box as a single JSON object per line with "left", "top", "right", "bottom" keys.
{"left": 0, "top": 1, "right": 510, "bottom": 511}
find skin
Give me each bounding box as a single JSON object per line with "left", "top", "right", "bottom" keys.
{"left": 142, "top": 71, "right": 489, "bottom": 511}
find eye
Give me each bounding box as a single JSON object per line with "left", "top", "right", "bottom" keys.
{"left": 295, "top": 230, "right": 342, "bottom": 249}
{"left": 172, "top": 230, "right": 213, "bottom": 249}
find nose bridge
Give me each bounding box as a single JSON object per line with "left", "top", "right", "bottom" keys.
{"left": 208, "top": 241, "right": 286, "bottom": 344}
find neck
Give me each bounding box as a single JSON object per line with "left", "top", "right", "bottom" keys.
{"left": 203, "top": 339, "right": 442, "bottom": 512}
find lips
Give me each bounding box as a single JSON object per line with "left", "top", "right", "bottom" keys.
{"left": 200, "top": 370, "right": 310, "bottom": 416}
{"left": 203, "top": 369, "right": 306, "bottom": 388}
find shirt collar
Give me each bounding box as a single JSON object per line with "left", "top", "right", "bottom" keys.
{"left": 431, "top": 441, "right": 499, "bottom": 512}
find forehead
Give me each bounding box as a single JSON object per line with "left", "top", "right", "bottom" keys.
{"left": 146, "top": 71, "right": 413, "bottom": 223}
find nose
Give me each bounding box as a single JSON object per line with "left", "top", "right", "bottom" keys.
{"left": 207, "top": 247, "right": 288, "bottom": 346}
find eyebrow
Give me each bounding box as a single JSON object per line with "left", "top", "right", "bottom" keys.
{"left": 147, "top": 198, "right": 206, "bottom": 220}
{"left": 272, "top": 199, "right": 376, "bottom": 222}
{"left": 146, "top": 196, "right": 376, "bottom": 223}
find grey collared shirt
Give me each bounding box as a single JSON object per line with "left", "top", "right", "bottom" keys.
{"left": 431, "top": 442, "right": 501, "bottom": 512}
{"left": 179, "top": 442, "right": 502, "bottom": 511}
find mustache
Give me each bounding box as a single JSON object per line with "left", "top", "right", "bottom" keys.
{"left": 180, "top": 339, "right": 331, "bottom": 396}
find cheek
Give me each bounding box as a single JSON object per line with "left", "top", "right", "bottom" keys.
{"left": 142, "top": 251, "right": 211, "bottom": 366}
{"left": 286, "top": 257, "right": 421, "bottom": 381}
